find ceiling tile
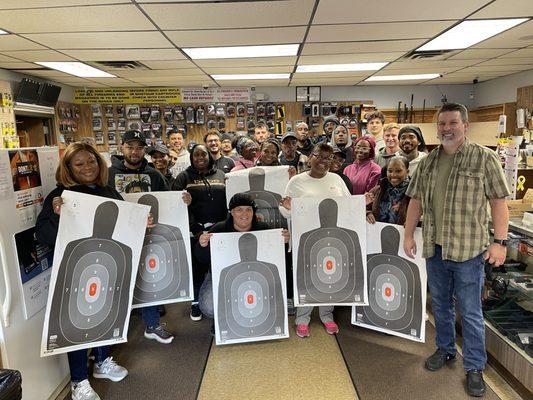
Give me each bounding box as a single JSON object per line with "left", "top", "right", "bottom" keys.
{"left": 68, "top": 81, "right": 109, "bottom": 87}
{"left": 217, "top": 79, "right": 289, "bottom": 87}
{"left": 0, "top": 54, "right": 22, "bottom": 62}
{"left": 0, "top": 5, "right": 153, "bottom": 33}
{"left": 22, "top": 32, "right": 173, "bottom": 50}
{"left": 459, "top": 65, "right": 531, "bottom": 73}
{"left": 478, "top": 57, "right": 533, "bottom": 66}
{"left": 165, "top": 26, "right": 306, "bottom": 48}
{"left": 0, "top": 1, "right": 130, "bottom": 9}
{"left": 390, "top": 58, "right": 486, "bottom": 68}
{"left": 115, "top": 68, "right": 206, "bottom": 78}
{"left": 468, "top": 0, "right": 533, "bottom": 19}
{"left": 130, "top": 78, "right": 207, "bottom": 86}
{"left": 473, "top": 20, "right": 533, "bottom": 48}
{"left": 447, "top": 48, "right": 516, "bottom": 59}
{"left": 298, "top": 53, "right": 403, "bottom": 65}
{"left": 196, "top": 56, "right": 297, "bottom": 68}
{"left": 2, "top": 49, "right": 75, "bottom": 62}
{"left": 140, "top": 60, "right": 196, "bottom": 70}
{"left": 14, "top": 68, "right": 73, "bottom": 78}
{"left": 203, "top": 66, "right": 294, "bottom": 74}
{"left": 0, "top": 35, "right": 45, "bottom": 51}
{"left": 290, "top": 77, "right": 359, "bottom": 86}
{"left": 313, "top": 0, "right": 488, "bottom": 23}
{"left": 86, "top": 77, "right": 136, "bottom": 85}
{"left": 359, "top": 79, "right": 438, "bottom": 86}
{"left": 301, "top": 40, "right": 425, "bottom": 55}
{"left": 131, "top": 75, "right": 210, "bottom": 83}
{"left": 141, "top": 0, "right": 314, "bottom": 30}
{"left": 380, "top": 66, "right": 462, "bottom": 74}
{"left": 308, "top": 21, "right": 454, "bottom": 42}
{"left": 503, "top": 48, "right": 533, "bottom": 58}
{"left": 0, "top": 61, "right": 39, "bottom": 68}
{"left": 60, "top": 49, "right": 186, "bottom": 61}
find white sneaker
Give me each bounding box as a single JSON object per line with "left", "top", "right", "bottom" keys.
{"left": 93, "top": 356, "right": 128, "bottom": 382}
{"left": 71, "top": 379, "right": 100, "bottom": 400}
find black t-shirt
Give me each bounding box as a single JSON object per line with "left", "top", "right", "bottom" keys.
{"left": 213, "top": 156, "right": 235, "bottom": 173}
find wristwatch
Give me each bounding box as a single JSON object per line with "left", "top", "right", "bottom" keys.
{"left": 493, "top": 239, "right": 508, "bottom": 246}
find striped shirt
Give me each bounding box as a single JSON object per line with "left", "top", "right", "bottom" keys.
{"left": 406, "top": 139, "right": 510, "bottom": 262}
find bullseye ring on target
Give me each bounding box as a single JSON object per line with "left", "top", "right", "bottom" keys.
{"left": 296, "top": 198, "right": 364, "bottom": 305}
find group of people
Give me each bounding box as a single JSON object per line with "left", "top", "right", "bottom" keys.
{"left": 35, "top": 102, "right": 509, "bottom": 399}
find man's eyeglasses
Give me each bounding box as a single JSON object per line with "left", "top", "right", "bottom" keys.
{"left": 311, "top": 153, "right": 334, "bottom": 162}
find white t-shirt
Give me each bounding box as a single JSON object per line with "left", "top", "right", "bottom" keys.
{"left": 170, "top": 149, "right": 191, "bottom": 178}
{"left": 280, "top": 172, "right": 351, "bottom": 218}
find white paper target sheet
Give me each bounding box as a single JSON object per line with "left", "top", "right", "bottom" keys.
{"left": 41, "top": 191, "right": 149, "bottom": 356}
{"left": 352, "top": 222, "right": 427, "bottom": 343}
{"left": 211, "top": 229, "right": 288, "bottom": 345}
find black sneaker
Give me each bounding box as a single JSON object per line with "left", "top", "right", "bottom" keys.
{"left": 190, "top": 304, "right": 202, "bottom": 321}
{"left": 210, "top": 323, "right": 215, "bottom": 337}
{"left": 466, "top": 370, "right": 486, "bottom": 397}
{"left": 425, "top": 348, "right": 456, "bottom": 371}
{"left": 144, "top": 323, "right": 174, "bottom": 344}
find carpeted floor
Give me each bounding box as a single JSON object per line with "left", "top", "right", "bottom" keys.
{"left": 335, "top": 307, "right": 501, "bottom": 400}
{"left": 87, "top": 303, "right": 213, "bottom": 400}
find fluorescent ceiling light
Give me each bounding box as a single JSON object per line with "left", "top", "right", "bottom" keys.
{"left": 296, "top": 62, "right": 388, "bottom": 73}
{"left": 417, "top": 18, "right": 529, "bottom": 51}
{"left": 184, "top": 44, "right": 298, "bottom": 60}
{"left": 366, "top": 74, "right": 440, "bottom": 81}
{"left": 35, "top": 62, "right": 115, "bottom": 78}
{"left": 0, "top": 29, "right": 8, "bottom": 35}
{"left": 211, "top": 73, "right": 290, "bottom": 80}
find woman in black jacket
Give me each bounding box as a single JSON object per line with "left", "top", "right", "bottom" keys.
{"left": 35, "top": 142, "right": 127, "bottom": 400}
{"left": 172, "top": 144, "right": 227, "bottom": 321}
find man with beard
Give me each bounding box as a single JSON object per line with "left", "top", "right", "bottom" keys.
{"left": 204, "top": 130, "right": 235, "bottom": 173}
{"left": 108, "top": 130, "right": 174, "bottom": 344}
{"left": 294, "top": 122, "right": 314, "bottom": 157}
{"left": 148, "top": 143, "right": 174, "bottom": 186}
{"left": 398, "top": 126, "right": 427, "bottom": 176}
{"left": 404, "top": 103, "right": 509, "bottom": 397}
{"left": 330, "top": 125, "right": 354, "bottom": 165}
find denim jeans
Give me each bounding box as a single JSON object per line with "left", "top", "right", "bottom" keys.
{"left": 198, "top": 272, "right": 214, "bottom": 319}
{"left": 427, "top": 245, "right": 486, "bottom": 371}
{"left": 142, "top": 305, "right": 160, "bottom": 328}
{"left": 68, "top": 346, "right": 110, "bottom": 383}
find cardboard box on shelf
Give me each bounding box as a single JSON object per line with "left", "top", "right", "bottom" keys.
{"left": 507, "top": 189, "right": 533, "bottom": 217}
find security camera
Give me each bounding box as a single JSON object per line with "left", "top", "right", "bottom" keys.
{"left": 202, "top": 84, "right": 209, "bottom": 89}
{"left": 473, "top": 78, "right": 479, "bottom": 84}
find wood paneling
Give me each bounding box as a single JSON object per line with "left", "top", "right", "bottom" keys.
{"left": 517, "top": 85, "right": 533, "bottom": 109}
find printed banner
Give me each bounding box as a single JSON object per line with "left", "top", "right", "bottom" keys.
{"left": 41, "top": 191, "right": 149, "bottom": 356}
{"left": 352, "top": 222, "right": 427, "bottom": 343}
{"left": 74, "top": 87, "right": 182, "bottom": 104}
{"left": 181, "top": 87, "right": 251, "bottom": 103}
{"left": 292, "top": 196, "right": 367, "bottom": 307}
{"left": 211, "top": 229, "right": 288, "bottom": 345}
{"left": 122, "top": 191, "right": 194, "bottom": 308}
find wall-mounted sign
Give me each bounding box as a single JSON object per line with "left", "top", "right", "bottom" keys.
{"left": 74, "top": 88, "right": 182, "bottom": 104}
{"left": 181, "top": 87, "right": 251, "bottom": 103}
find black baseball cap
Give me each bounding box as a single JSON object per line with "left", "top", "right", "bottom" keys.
{"left": 147, "top": 144, "right": 169, "bottom": 156}
{"left": 281, "top": 132, "right": 298, "bottom": 142}
{"left": 122, "top": 130, "right": 147, "bottom": 145}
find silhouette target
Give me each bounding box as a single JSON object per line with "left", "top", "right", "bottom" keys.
{"left": 133, "top": 194, "right": 190, "bottom": 304}
{"left": 297, "top": 198, "right": 364, "bottom": 304}
{"left": 356, "top": 225, "right": 423, "bottom": 336}
{"left": 217, "top": 233, "right": 285, "bottom": 341}
{"left": 47, "top": 202, "right": 132, "bottom": 349}
{"left": 244, "top": 168, "right": 287, "bottom": 229}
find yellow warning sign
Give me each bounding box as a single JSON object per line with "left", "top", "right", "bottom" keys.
{"left": 74, "top": 87, "right": 181, "bottom": 104}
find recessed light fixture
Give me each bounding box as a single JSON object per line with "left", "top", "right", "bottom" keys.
{"left": 296, "top": 62, "right": 388, "bottom": 73}
{"left": 365, "top": 74, "right": 440, "bottom": 81}
{"left": 184, "top": 44, "right": 299, "bottom": 60}
{"left": 211, "top": 73, "right": 290, "bottom": 80}
{"left": 417, "top": 18, "right": 529, "bottom": 51}
{"left": 35, "top": 62, "right": 116, "bottom": 78}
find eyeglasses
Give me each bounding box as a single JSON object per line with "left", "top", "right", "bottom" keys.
{"left": 311, "top": 153, "right": 334, "bottom": 162}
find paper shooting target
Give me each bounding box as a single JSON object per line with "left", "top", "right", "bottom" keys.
{"left": 133, "top": 194, "right": 191, "bottom": 306}
{"left": 46, "top": 201, "right": 132, "bottom": 350}
{"left": 216, "top": 233, "right": 286, "bottom": 344}
{"left": 296, "top": 198, "right": 364, "bottom": 305}
{"left": 244, "top": 168, "right": 287, "bottom": 229}
{"left": 354, "top": 225, "right": 424, "bottom": 341}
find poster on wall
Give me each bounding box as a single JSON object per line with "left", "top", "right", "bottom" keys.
{"left": 225, "top": 166, "right": 290, "bottom": 229}
{"left": 211, "top": 230, "right": 288, "bottom": 346}
{"left": 292, "top": 196, "right": 367, "bottom": 307}
{"left": 122, "top": 192, "right": 193, "bottom": 308}
{"left": 41, "top": 191, "right": 149, "bottom": 356}
{"left": 14, "top": 227, "right": 54, "bottom": 319}
{"left": 352, "top": 222, "right": 427, "bottom": 343}
{"left": 181, "top": 87, "right": 251, "bottom": 103}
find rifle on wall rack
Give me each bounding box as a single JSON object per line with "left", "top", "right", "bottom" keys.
{"left": 409, "top": 94, "right": 414, "bottom": 123}
{"left": 397, "top": 101, "right": 402, "bottom": 123}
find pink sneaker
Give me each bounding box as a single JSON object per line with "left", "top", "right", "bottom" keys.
{"left": 296, "top": 324, "right": 310, "bottom": 338}
{"left": 323, "top": 321, "right": 339, "bottom": 335}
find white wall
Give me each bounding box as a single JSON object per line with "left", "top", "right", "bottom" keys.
{"left": 255, "top": 83, "right": 475, "bottom": 109}
{"left": 0, "top": 68, "right": 75, "bottom": 102}
{"left": 474, "top": 69, "right": 533, "bottom": 108}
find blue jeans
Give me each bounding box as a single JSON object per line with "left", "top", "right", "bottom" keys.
{"left": 142, "top": 306, "right": 160, "bottom": 328}
{"left": 427, "top": 245, "right": 486, "bottom": 371}
{"left": 68, "top": 346, "right": 109, "bottom": 383}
